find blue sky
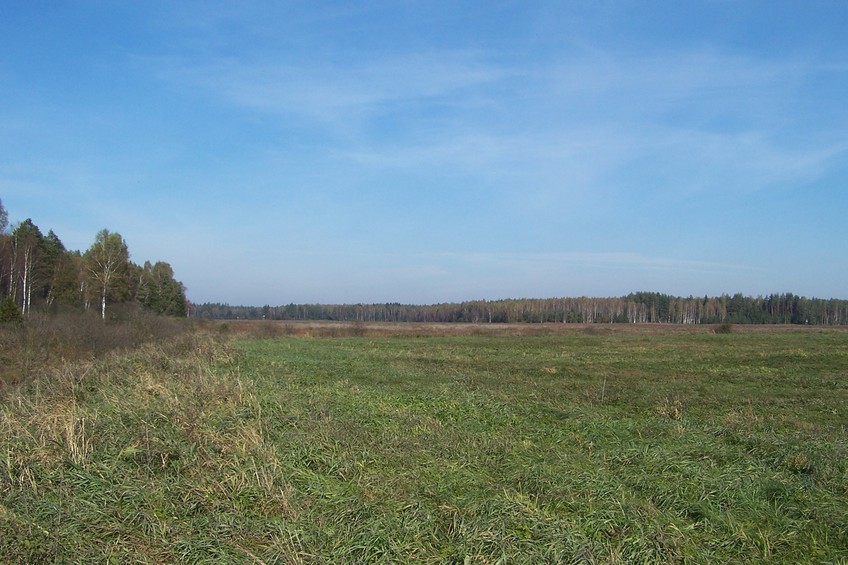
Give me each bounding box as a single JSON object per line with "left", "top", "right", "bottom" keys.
{"left": 2, "top": 1, "right": 846, "bottom": 305}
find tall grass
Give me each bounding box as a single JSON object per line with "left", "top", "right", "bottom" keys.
{"left": 1, "top": 326, "right": 846, "bottom": 562}
{"left": 0, "top": 306, "right": 188, "bottom": 385}
{"left": 0, "top": 332, "right": 259, "bottom": 562}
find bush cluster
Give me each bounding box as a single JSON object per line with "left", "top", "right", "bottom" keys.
{"left": 0, "top": 306, "right": 188, "bottom": 386}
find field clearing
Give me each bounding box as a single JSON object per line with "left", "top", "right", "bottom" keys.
{"left": 1, "top": 325, "right": 847, "bottom": 562}
{"left": 218, "top": 319, "right": 843, "bottom": 338}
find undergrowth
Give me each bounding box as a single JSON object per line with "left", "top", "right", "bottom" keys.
{"left": 0, "top": 306, "right": 189, "bottom": 385}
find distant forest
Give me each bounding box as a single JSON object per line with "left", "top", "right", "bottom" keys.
{"left": 194, "top": 292, "right": 848, "bottom": 325}
{"left": 0, "top": 198, "right": 187, "bottom": 321}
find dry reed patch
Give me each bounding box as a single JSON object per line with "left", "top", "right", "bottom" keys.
{"left": 721, "top": 406, "right": 763, "bottom": 430}
{"left": 655, "top": 398, "right": 684, "bottom": 422}
{"left": 219, "top": 320, "right": 759, "bottom": 339}
{"left": 303, "top": 321, "right": 840, "bottom": 341}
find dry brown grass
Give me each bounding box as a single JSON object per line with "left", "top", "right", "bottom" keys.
{"left": 0, "top": 308, "right": 189, "bottom": 386}
{"left": 206, "top": 319, "right": 839, "bottom": 339}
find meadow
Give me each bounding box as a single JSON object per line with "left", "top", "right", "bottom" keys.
{"left": 1, "top": 321, "right": 846, "bottom": 563}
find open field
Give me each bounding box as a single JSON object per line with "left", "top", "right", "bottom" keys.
{"left": 216, "top": 319, "right": 843, "bottom": 338}
{"left": 1, "top": 324, "right": 847, "bottom": 562}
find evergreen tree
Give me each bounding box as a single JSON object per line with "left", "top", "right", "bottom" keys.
{"left": 0, "top": 198, "right": 7, "bottom": 234}
{"left": 137, "top": 261, "right": 188, "bottom": 317}
{"left": 0, "top": 295, "right": 21, "bottom": 324}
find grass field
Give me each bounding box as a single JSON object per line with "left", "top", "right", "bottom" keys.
{"left": 1, "top": 324, "right": 847, "bottom": 562}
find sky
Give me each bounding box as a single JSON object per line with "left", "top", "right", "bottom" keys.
{"left": 1, "top": 1, "right": 847, "bottom": 305}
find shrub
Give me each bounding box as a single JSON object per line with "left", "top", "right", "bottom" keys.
{"left": 0, "top": 296, "right": 22, "bottom": 325}
{"left": 0, "top": 308, "right": 189, "bottom": 387}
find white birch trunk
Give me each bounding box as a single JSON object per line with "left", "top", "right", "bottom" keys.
{"left": 21, "top": 247, "right": 30, "bottom": 316}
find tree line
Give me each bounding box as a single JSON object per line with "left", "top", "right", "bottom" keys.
{"left": 193, "top": 291, "right": 848, "bottom": 326}
{"left": 0, "top": 198, "right": 187, "bottom": 321}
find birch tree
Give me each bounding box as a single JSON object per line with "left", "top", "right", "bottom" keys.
{"left": 0, "top": 199, "right": 8, "bottom": 298}
{"left": 10, "top": 219, "right": 44, "bottom": 317}
{"left": 85, "top": 229, "right": 129, "bottom": 319}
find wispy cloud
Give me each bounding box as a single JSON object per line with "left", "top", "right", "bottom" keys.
{"left": 158, "top": 50, "right": 508, "bottom": 128}
{"left": 150, "top": 38, "right": 845, "bottom": 201}
{"left": 640, "top": 129, "right": 848, "bottom": 197}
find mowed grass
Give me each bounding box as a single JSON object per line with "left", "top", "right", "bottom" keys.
{"left": 2, "top": 329, "right": 847, "bottom": 562}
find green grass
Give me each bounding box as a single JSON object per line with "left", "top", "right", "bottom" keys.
{"left": 2, "top": 329, "right": 847, "bottom": 562}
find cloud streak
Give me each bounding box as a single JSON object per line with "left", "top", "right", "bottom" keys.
{"left": 152, "top": 42, "right": 845, "bottom": 201}
{"left": 159, "top": 50, "right": 508, "bottom": 128}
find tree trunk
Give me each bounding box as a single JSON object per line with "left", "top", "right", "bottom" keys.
{"left": 21, "top": 247, "right": 30, "bottom": 316}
